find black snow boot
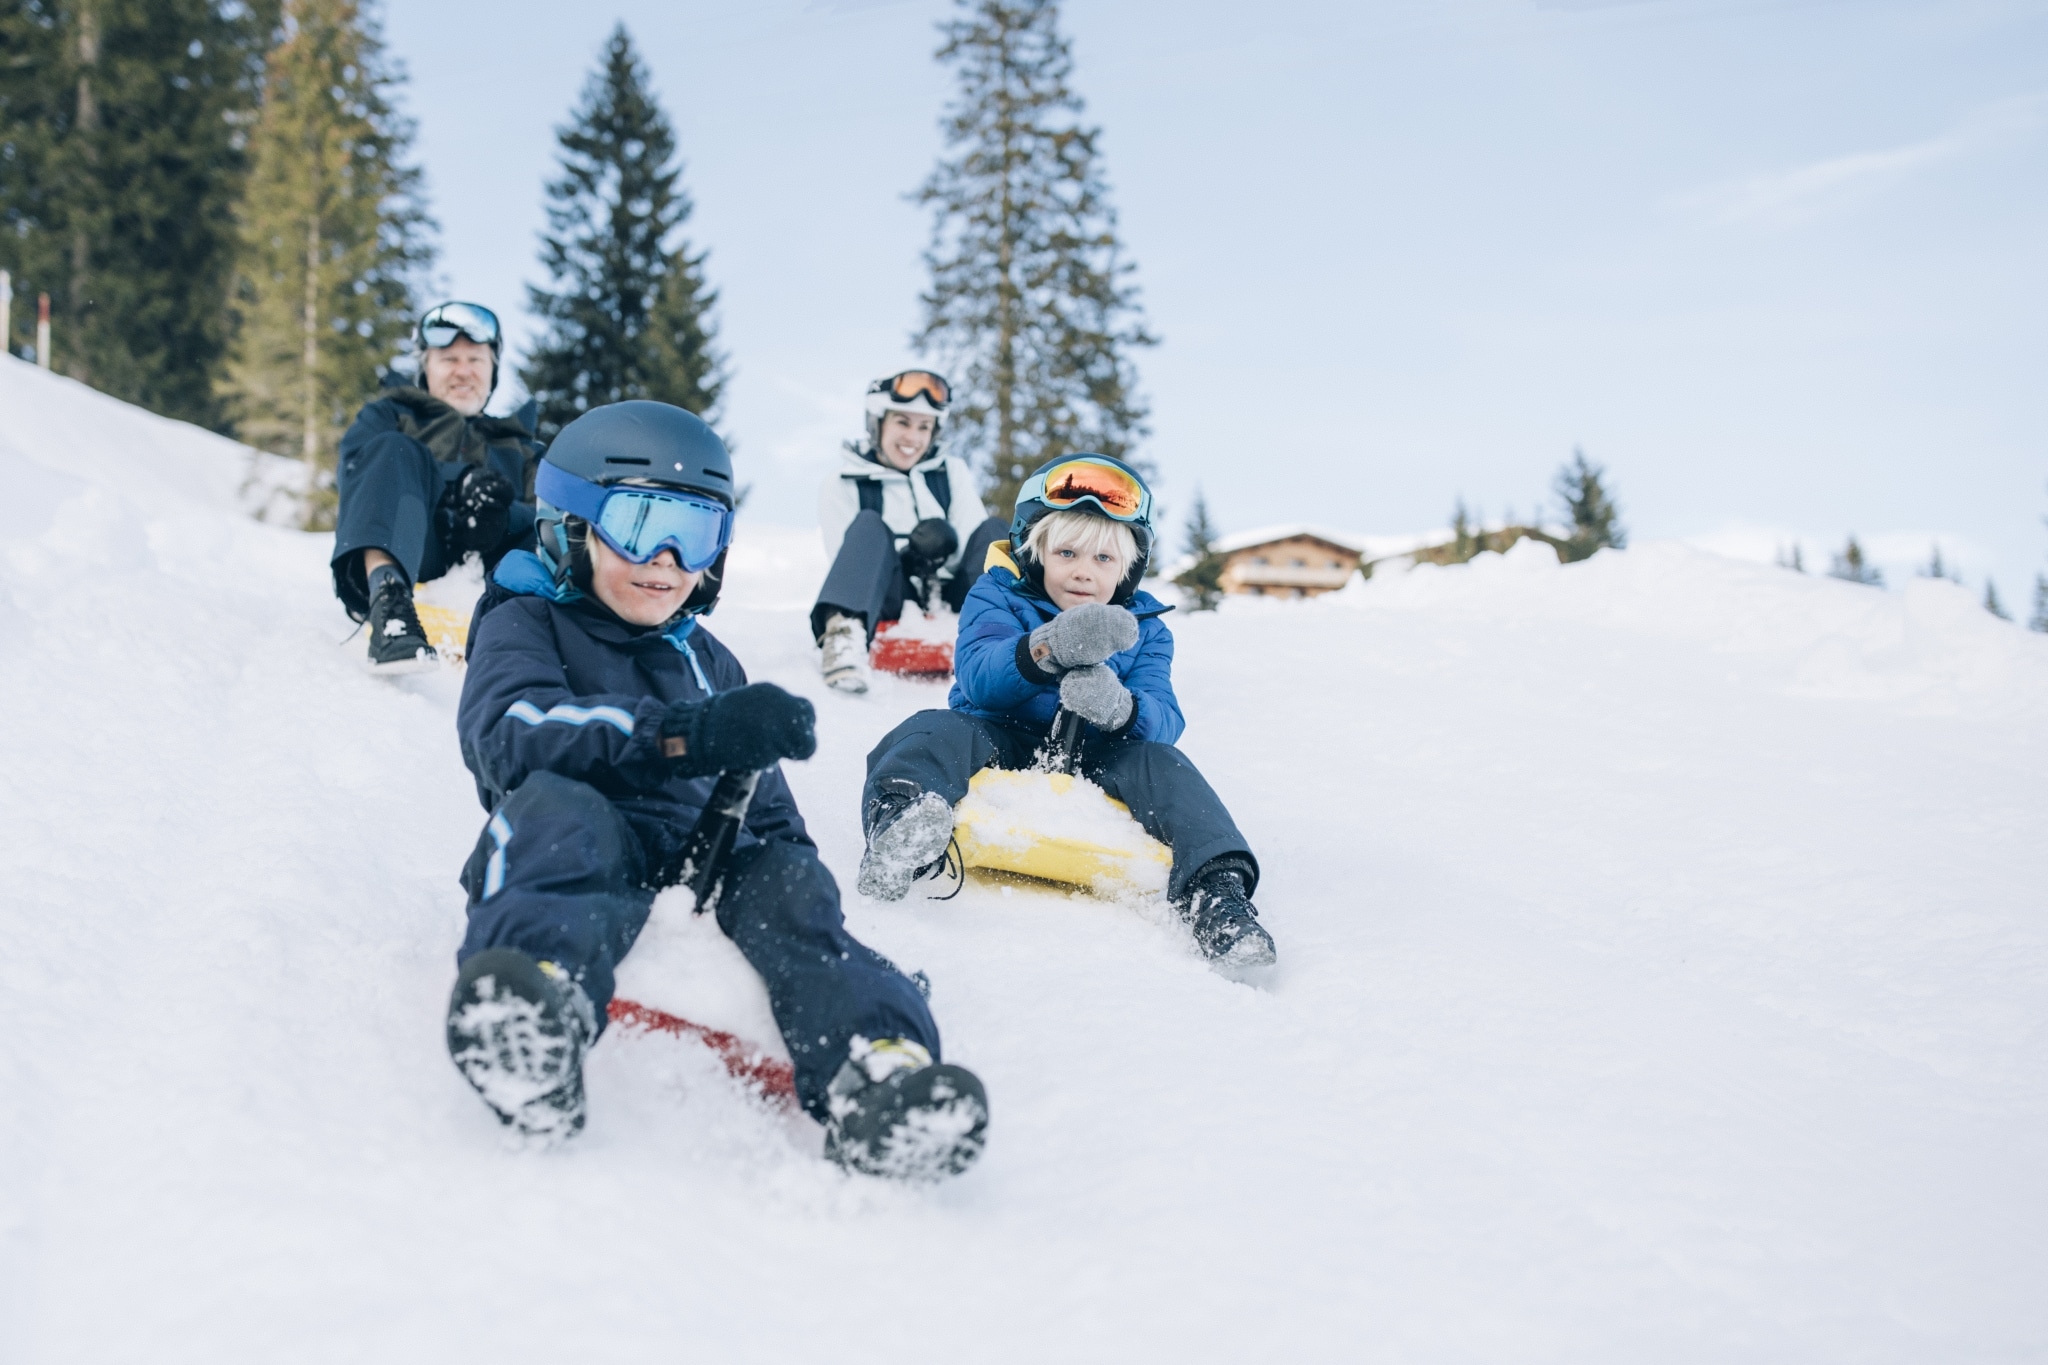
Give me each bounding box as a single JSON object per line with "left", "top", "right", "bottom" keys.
{"left": 855, "top": 784, "right": 958, "bottom": 901}
{"left": 446, "top": 948, "right": 596, "bottom": 1144}
{"left": 364, "top": 567, "right": 437, "bottom": 672}
{"left": 824, "top": 1037, "right": 989, "bottom": 1180}
{"left": 1179, "top": 859, "right": 1277, "bottom": 977}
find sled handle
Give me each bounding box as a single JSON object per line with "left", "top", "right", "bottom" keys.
{"left": 675, "top": 767, "right": 763, "bottom": 912}
{"left": 1046, "top": 708, "right": 1084, "bottom": 775}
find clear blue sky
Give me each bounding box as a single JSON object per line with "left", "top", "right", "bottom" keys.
{"left": 384, "top": 0, "right": 2048, "bottom": 599}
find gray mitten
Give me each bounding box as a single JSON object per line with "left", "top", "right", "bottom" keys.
{"left": 1028, "top": 602, "right": 1140, "bottom": 672}
{"left": 1058, "top": 664, "right": 1134, "bottom": 731}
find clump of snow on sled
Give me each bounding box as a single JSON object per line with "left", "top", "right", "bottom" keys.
{"left": 953, "top": 768, "right": 1171, "bottom": 898}
{"left": 609, "top": 886, "right": 791, "bottom": 1077}
{"left": 409, "top": 557, "right": 485, "bottom": 662}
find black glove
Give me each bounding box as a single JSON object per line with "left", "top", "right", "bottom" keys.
{"left": 659, "top": 682, "right": 817, "bottom": 776}
{"left": 902, "top": 518, "right": 959, "bottom": 575}
{"left": 439, "top": 466, "right": 514, "bottom": 558}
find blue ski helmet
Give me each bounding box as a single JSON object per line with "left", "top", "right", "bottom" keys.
{"left": 536, "top": 401, "right": 738, "bottom": 616}
{"left": 1007, "top": 453, "right": 1156, "bottom": 605}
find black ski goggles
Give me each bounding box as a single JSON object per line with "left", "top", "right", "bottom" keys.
{"left": 418, "top": 301, "right": 501, "bottom": 351}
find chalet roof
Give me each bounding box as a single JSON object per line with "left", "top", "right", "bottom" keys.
{"left": 1211, "top": 524, "right": 1372, "bottom": 556}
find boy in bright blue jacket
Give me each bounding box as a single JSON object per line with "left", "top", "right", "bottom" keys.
{"left": 857, "top": 455, "right": 1276, "bottom": 973}
{"left": 444, "top": 402, "right": 988, "bottom": 1179}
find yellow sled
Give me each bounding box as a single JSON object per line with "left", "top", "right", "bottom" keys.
{"left": 950, "top": 711, "right": 1172, "bottom": 898}
{"left": 413, "top": 600, "right": 472, "bottom": 661}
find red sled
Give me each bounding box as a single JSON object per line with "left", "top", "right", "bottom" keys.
{"left": 608, "top": 997, "right": 796, "bottom": 1101}
{"left": 870, "top": 615, "right": 955, "bottom": 676}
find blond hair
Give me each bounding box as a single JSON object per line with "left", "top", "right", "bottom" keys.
{"left": 1023, "top": 509, "right": 1136, "bottom": 572}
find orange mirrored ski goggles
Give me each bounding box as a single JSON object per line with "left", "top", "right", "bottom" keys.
{"left": 1024, "top": 457, "right": 1151, "bottom": 522}
{"left": 885, "top": 370, "right": 951, "bottom": 407}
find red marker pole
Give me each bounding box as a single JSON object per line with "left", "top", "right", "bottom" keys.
{"left": 37, "top": 292, "right": 51, "bottom": 370}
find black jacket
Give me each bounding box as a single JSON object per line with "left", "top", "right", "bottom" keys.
{"left": 339, "top": 385, "right": 542, "bottom": 502}
{"left": 456, "top": 556, "right": 811, "bottom": 852}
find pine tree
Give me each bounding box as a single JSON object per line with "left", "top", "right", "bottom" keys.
{"left": 914, "top": 0, "right": 1156, "bottom": 514}
{"left": 1172, "top": 491, "right": 1226, "bottom": 611}
{"left": 1449, "top": 498, "right": 1482, "bottom": 564}
{"left": 218, "top": 0, "right": 431, "bottom": 528}
{"left": 1983, "top": 580, "right": 2011, "bottom": 620}
{"left": 1776, "top": 543, "right": 1806, "bottom": 573}
{"left": 521, "top": 25, "right": 725, "bottom": 441}
{"left": 2029, "top": 574, "right": 2048, "bottom": 634}
{"left": 0, "top": 0, "right": 276, "bottom": 423}
{"left": 1552, "top": 449, "right": 1625, "bottom": 563}
{"left": 1918, "top": 543, "right": 1952, "bottom": 580}
{"left": 1828, "top": 536, "right": 1884, "bottom": 587}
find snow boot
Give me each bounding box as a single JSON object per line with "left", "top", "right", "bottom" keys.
{"left": 824, "top": 1037, "right": 989, "bottom": 1180}
{"left": 820, "top": 613, "right": 870, "bottom": 695}
{"left": 856, "top": 788, "right": 958, "bottom": 901}
{"left": 1180, "top": 860, "right": 1277, "bottom": 978}
{"left": 446, "top": 948, "right": 596, "bottom": 1144}
{"left": 365, "top": 568, "right": 437, "bottom": 673}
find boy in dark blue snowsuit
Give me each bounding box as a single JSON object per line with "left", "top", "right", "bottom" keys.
{"left": 446, "top": 401, "right": 988, "bottom": 1178}
{"left": 857, "top": 455, "right": 1277, "bottom": 973}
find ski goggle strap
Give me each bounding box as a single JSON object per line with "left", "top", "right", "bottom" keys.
{"left": 419, "top": 301, "right": 501, "bottom": 351}
{"left": 536, "top": 463, "right": 733, "bottom": 572}
{"left": 884, "top": 370, "right": 950, "bottom": 408}
{"left": 1024, "top": 458, "right": 1151, "bottom": 523}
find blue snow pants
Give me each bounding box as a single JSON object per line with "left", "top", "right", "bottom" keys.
{"left": 457, "top": 771, "right": 940, "bottom": 1119}
{"left": 863, "top": 710, "right": 1259, "bottom": 901}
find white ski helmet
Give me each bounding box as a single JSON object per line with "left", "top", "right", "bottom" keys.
{"left": 863, "top": 369, "right": 952, "bottom": 448}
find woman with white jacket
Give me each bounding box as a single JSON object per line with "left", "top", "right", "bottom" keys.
{"left": 813, "top": 370, "right": 1005, "bottom": 694}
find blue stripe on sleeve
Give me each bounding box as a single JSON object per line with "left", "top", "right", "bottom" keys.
{"left": 504, "top": 699, "right": 637, "bottom": 737}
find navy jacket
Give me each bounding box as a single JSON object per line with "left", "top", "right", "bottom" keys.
{"left": 341, "top": 386, "right": 542, "bottom": 498}
{"left": 456, "top": 552, "right": 810, "bottom": 849}
{"left": 948, "top": 544, "right": 1183, "bottom": 745}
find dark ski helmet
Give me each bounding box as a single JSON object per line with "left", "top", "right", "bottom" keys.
{"left": 536, "top": 401, "right": 738, "bottom": 617}
{"left": 413, "top": 301, "right": 503, "bottom": 401}
{"left": 1008, "top": 453, "right": 1156, "bottom": 606}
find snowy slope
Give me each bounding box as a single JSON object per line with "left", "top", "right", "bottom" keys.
{"left": 3, "top": 353, "right": 2046, "bottom": 1363}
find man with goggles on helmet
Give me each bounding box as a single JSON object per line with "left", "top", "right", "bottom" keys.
{"left": 331, "top": 301, "right": 543, "bottom": 672}
{"left": 445, "top": 401, "right": 989, "bottom": 1177}
{"left": 810, "top": 369, "right": 1008, "bottom": 694}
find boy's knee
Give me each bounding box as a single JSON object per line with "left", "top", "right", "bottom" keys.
{"left": 868, "top": 708, "right": 983, "bottom": 767}
{"left": 715, "top": 839, "right": 842, "bottom": 940}
{"left": 466, "top": 774, "right": 638, "bottom": 901}
{"left": 503, "top": 770, "right": 615, "bottom": 824}
{"left": 1102, "top": 738, "right": 1198, "bottom": 781}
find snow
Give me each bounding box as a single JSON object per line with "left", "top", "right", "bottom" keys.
{"left": 4, "top": 353, "right": 2046, "bottom": 1361}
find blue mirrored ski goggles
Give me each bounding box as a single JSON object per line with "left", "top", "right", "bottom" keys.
{"left": 537, "top": 463, "right": 733, "bottom": 571}
{"left": 418, "top": 301, "right": 501, "bottom": 350}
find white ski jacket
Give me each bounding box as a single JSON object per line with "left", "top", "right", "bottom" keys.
{"left": 818, "top": 443, "right": 989, "bottom": 580}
